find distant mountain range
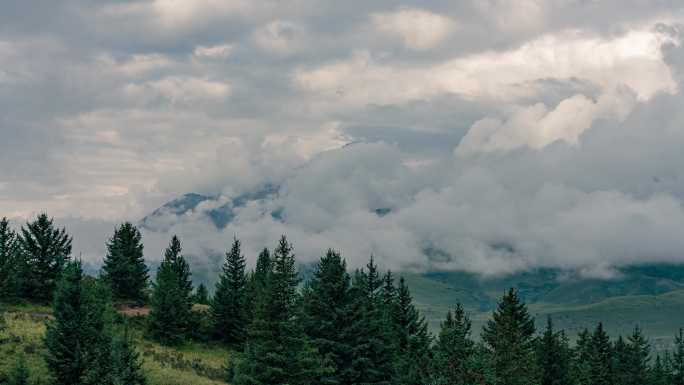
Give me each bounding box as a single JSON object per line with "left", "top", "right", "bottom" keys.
{"left": 140, "top": 184, "right": 281, "bottom": 232}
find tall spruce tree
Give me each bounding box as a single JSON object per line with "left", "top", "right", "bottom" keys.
{"left": 301, "top": 249, "right": 353, "bottom": 385}
{"left": 101, "top": 222, "right": 148, "bottom": 303}
{"left": 0, "top": 217, "right": 19, "bottom": 300}
{"left": 673, "top": 329, "right": 684, "bottom": 385}
{"left": 17, "top": 213, "right": 72, "bottom": 301}
{"left": 537, "top": 317, "right": 572, "bottom": 385}
{"left": 432, "top": 304, "right": 476, "bottom": 385}
{"left": 147, "top": 236, "right": 193, "bottom": 345}
{"left": 589, "top": 322, "right": 613, "bottom": 385}
{"left": 651, "top": 355, "right": 673, "bottom": 385}
{"left": 44, "top": 261, "right": 114, "bottom": 385}
{"left": 392, "top": 276, "right": 432, "bottom": 385}
{"left": 245, "top": 248, "right": 271, "bottom": 322}
{"left": 482, "top": 288, "right": 537, "bottom": 385}
{"left": 211, "top": 237, "right": 248, "bottom": 344}
{"left": 613, "top": 336, "right": 630, "bottom": 385}
{"left": 345, "top": 257, "right": 394, "bottom": 385}
{"left": 234, "top": 236, "right": 327, "bottom": 385}
{"left": 7, "top": 356, "right": 30, "bottom": 385}
{"left": 625, "top": 326, "right": 650, "bottom": 385}
{"left": 573, "top": 328, "right": 593, "bottom": 385}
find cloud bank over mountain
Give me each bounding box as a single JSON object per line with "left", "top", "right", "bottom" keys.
{"left": 2, "top": 1, "right": 684, "bottom": 276}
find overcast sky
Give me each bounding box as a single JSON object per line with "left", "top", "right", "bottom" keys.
{"left": 2, "top": 0, "right": 684, "bottom": 275}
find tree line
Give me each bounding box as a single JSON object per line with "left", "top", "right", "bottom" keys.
{"left": 2, "top": 213, "right": 684, "bottom": 384}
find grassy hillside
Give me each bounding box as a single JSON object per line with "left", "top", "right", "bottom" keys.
{"left": 0, "top": 304, "right": 231, "bottom": 385}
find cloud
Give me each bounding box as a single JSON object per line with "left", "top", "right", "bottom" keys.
{"left": 124, "top": 76, "right": 231, "bottom": 105}
{"left": 194, "top": 44, "right": 234, "bottom": 59}
{"left": 371, "top": 7, "right": 455, "bottom": 50}
{"left": 253, "top": 20, "right": 307, "bottom": 56}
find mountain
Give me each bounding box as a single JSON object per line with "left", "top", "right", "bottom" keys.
{"left": 140, "top": 184, "right": 280, "bottom": 232}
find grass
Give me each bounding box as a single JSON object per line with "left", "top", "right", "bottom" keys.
{"left": 0, "top": 304, "right": 232, "bottom": 385}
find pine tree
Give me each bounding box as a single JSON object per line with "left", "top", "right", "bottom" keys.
{"left": 211, "top": 237, "right": 248, "bottom": 344}
{"left": 345, "top": 257, "right": 394, "bottom": 385}
{"left": 44, "top": 261, "right": 114, "bottom": 385}
{"left": 147, "top": 236, "right": 193, "bottom": 345}
{"left": 0, "top": 217, "right": 19, "bottom": 300}
{"left": 481, "top": 288, "right": 537, "bottom": 385}
{"left": 589, "top": 322, "right": 613, "bottom": 385}
{"left": 111, "top": 326, "right": 146, "bottom": 385}
{"left": 7, "top": 355, "right": 30, "bottom": 385}
{"left": 245, "top": 248, "right": 271, "bottom": 323}
{"left": 572, "top": 328, "right": 592, "bottom": 385}
{"left": 673, "top": 329, "right": 684, "bottom": 385}
{"left": 101, "top": 222, "right": 148, "bottom": 304}
{"left": 393, "top": 276, "right": 432, "bottom": 385}
{"left": 537, "top": 316, "right": 572, "bottom": 385}
{"left": 625, "top": 325, "right": 650, "bottom": 385}
{"left": 432, "top": 304, "right": 476, "bottom": 385}
{"left": 234, "top": 236, "right": 328, "bottom": 385}
{"left": 650, "top": 355, "right": 673, "bottom": 385}
{"left": 194, "top": 283, "right": 209, "bottom": 305}
{"left": 17, "top": 213, "right": 72, "bottom": 301}
{"left": 301, "top": 249, "right": 353, "bottom": 385}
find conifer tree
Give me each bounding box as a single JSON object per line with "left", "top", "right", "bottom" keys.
{"left": 45, "top": 261, "right": 114, "bottom": 385}
{"left": 101, "top": 222, "right": 148, "bottom": 303}
{"left": 245, "top": 248, "right": 271, "bottom": 322}
{"left": 17, "top": 213, "right": 72, "bottom": 301}
{"left": 211, "top": 237, "right": 248, "bottom": 344}
{"left": 481, "top": 288, "right": 537, "bottom": 385}
{"left": 345, "top": 257, "right": 394, "bottom": 385}
{"left": 0, "top": 217, "right": 19, "bottom": 300}
{"left": 147, "top": 236, "right": 193, "bottom": 345}
{"left": 392, "top": 276, "right": 432, "bottom": 385}
{"left": 589, "top": 322, "right": 613, "bottom": 385}
{"left": 537, "top": 316, "right": 572, "bottom": 385}
{"left": 573, "top": 328, "right": 592, "bottom": 385}
{"left": 432, "top": 304, "right": 476, "bottom": 385}
{"left": 302, "top": 249, "right": 353, "bottom": 385}
{"left": 194, "top": 283, "right": 209, "bottom": 305}
{"left": 673, "top": 329, "right": 684, "bottom": 385}
{"left": 111, "top": 327, "right": 146, "bottom": 385}
{"left": 625, "top": 325, "right": 650, "bottom": 385}
{"left": 651, "top": 355, "right": 673, "bottom": 385}
{"left": 234, "top": 236, "right": 328, "bottom": 385}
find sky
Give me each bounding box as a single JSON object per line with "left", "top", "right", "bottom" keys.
{"left": 2, "top": 0, "right": 684, "bottom": 276}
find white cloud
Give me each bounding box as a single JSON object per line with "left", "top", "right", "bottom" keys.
{"left": 253, "top": 20, "right": 307, "bottom": 56}
{"left": 294, "top": 28, "right": 677, "bottom": 107}
{"left": 371, "top": 7, "right": 455, "bottom": 50}
{"left": 456, "top": 88, "right": 637, "bottom": 155}
{"left": 124, "top": 76, "right": 231, "bottom": 104}
{"left": 194, "top": 44, "right": 234, "bottom": 59}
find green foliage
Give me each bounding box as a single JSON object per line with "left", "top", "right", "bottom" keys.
{"left": 102, "top": 222, "right": 149, "bottom": 304}
{"left": 432, "top": 304, "right": 476, "bottom": 385}
{"left": 482, "top": 288, "right": 537, "bottom": 385}
{"left": 17, "top": 213, "right": 72, "bottom": 302}
{"left": 0, "top": 217, "right": 20, "bottom": 300}
{"left": 244, "top": 248, "right": 271, "bottom": 322}
{"left": 301, "top": 249, "right": 353, "bottom": 385}
{"left": 344, "top": 257, "right": 394, "bottom": 385}
{"left": 589, "top": 322, "right": 612, "bottom": 385}
{"left": 111, "top": 327, "right": 146, "bottom": 385}
{"left": 44, "top": 260, "right": 115, "bottom": 385}
{"left": 194, "top": 283, "right": 210, "bottom": 305}
{"left": 234, "top": 236, "right": 329, "bottom": 385}
{"left": 211, "top": 237, "right": 248, "bottom": 345}
{"left": 537, "top": 317, "right": 572, "bottom": 385}
{"left": 624, "top": 325, "right": 650, "bottom": 385}
{"left": 147, "top": 236, "right": 193, "bottom": 346}
{"left": 7, "top": 356, "right": 31, "bottom": 385}
{"left": 392, "top": 276, "right": 432, "bottom": 385}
